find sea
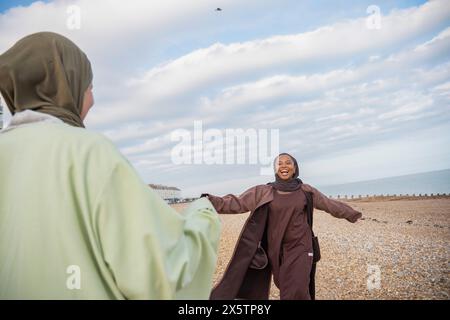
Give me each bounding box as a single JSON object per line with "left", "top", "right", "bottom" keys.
{"left": 317, "top": 169, "right": 450, "bottom": 198}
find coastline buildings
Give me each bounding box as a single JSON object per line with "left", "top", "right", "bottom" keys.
{"left": 148, "top": 184, "right": 181, "bottom": 204}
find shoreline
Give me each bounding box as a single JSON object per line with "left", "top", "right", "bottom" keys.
{"left": 344, "top": 195, "right": 450, "bottom": 202}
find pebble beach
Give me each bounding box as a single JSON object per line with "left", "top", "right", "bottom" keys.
{"left": 172, "top": 197, "right": 450, "bottom": 300}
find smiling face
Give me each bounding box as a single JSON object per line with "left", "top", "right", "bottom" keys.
{"left": 276, "top": 154, "right": 296, "bottom": 181}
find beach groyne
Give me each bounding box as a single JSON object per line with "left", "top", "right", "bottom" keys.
{"left": 331, "top": 193, "right": 450, "bottom": 202}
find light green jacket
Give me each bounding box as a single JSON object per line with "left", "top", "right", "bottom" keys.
{"left": 0, "top": 111, "right": 221, "bottom": 299}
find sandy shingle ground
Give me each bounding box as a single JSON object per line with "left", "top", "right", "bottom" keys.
{"left": 172, "top": 197, "right": 450, "bottom": 299}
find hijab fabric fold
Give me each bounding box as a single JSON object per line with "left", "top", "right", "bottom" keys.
{"left": 268, "top": 153, "right": 303, "bottom": 192}
{"left": 0, "top": 32, "right": 92, "bottom": 128}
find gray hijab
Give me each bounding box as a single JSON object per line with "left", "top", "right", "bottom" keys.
{"left": 0, "top": 32, "right": 92, "bottom": 128}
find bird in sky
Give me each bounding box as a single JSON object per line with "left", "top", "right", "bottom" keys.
{"left": 215, "top": 8, "right": 222, "bottom": 12}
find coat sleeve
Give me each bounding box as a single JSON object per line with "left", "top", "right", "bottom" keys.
{"left": 202, "top": 186, "right": 261, "bottom": 214}
{"left": 302, "top": 184, "right": 362, "bottom": 223}
{"left": 93, "top": 159, "right": 221, "bottom": 299}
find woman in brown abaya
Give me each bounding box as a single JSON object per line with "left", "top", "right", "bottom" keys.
{"left": 202, "top": 153, "right": 362, "bottom": 300}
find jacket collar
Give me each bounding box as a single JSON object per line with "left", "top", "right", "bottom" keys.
{"left": 1, "top": 110, "right": 64, "bottom": 133}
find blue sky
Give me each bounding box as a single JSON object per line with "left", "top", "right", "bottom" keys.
{"left": 1, "top": 0, "right": 449, "bottom": 197}
{"left": 0, "top": 1, "right": 36, "bottom": 12}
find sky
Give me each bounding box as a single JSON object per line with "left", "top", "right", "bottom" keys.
{"left": 1, "top": 0, "right": 449, "bottom": 197}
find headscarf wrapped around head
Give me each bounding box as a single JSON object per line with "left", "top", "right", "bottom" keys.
{"left": 0, "top": 32, "right": 92, "bottom": 128}
{"left": 268, "top": 152, "right": 303, "bottom": 192}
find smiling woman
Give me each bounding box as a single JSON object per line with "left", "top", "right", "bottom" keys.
{"left": 202, "top": 152, "right": 363, "bottom": 300}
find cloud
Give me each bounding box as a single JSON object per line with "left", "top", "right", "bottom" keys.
{"left": 84, "top": 1, "right": 450, "bottom": 127}
{"left": 1, "top": 0, "right": 450, "bottom": 196}
{"left": 378, "top": 94, "right": 434, "bottom": 120}
{"left": 0, "top": 0, "right": 268, "bottom": 104}
{"left": 107, "top": 13, "right": 449, "bottom": 196}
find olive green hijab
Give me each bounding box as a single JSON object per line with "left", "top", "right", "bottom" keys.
{"left": 0, "top": 32, "right": 92, "bottom": 128}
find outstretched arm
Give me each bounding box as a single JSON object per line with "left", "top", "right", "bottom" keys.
{"left": 202, "top": 186, "right": 263, "bottom": 214}
{"left": 302, "top": 184, "right": 362, "bottom": 223}
{"left": 95, "top": 158, "right": 221, "bottom": 299}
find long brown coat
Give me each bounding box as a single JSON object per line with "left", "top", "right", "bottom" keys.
{"left": 206, "top": 184, "right": 362, "bottom": 300}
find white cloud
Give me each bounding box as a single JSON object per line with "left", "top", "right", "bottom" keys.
{"left": 1, "top": 0, "right": 450, "bottom": 195}
{"left": 378, "top": 94, "right": 434, "bottom": 120}
{"left": 41, "top": 0, "right": 448, "bottom": 128}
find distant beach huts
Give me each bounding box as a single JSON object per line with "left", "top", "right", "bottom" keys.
{"left": 148, "top": 184, "right": 181, "bottom": 204}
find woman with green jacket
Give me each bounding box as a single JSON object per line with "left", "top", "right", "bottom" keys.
{"left": 0, "top": 32, "right": 221, "bottom": 299}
